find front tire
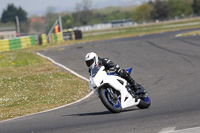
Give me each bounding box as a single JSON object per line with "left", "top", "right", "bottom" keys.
{"left": 99, "top": 88, "right": 122, "bottom": 113}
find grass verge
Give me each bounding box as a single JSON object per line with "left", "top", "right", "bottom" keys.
{"left": 0, "top": 50, "right": 90, "bottom": 121}
{"left": 82, "top": 18, "right": 200, "bottom": 41}
{"left": 177, "top": 30, "right": 200, "bottom": 37}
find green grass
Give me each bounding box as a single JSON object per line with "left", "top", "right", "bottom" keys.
{"left": 178, "top": 30, "right": 200, "bottom": 37}
{"left": 0, "top": 51, "right": 42, "bottom": 68}
{"left": 0, "top": 50, "right": 89, "bottom": 121}
{"left": 82, "top": 18, "right": 200, "bottom": 41}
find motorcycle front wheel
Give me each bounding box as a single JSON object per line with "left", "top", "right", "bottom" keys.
{"left": 99, "top": 88, "right": 122, "bottom": 113}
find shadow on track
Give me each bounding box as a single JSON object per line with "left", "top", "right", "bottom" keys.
{"left": 62, "top": 108, "right": 139, "bottom": 117}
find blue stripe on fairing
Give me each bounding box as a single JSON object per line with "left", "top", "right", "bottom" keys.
{"left": 107, "top": 67, "right": 133, "bottom": 75}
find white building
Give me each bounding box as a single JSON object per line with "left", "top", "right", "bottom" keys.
{"left": 0, "top": 26, "right": 16, "bottom": 39}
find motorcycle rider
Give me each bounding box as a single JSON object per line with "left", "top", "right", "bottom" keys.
{"left": 85, "top": 52, "right": 140, "bottom": 94}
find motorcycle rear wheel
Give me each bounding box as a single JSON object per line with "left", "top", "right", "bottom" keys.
{"left": 99, "top": 88, "right": 122, "bottom": 113}
{"left": 137, "top": 93, "right": 151, "bottom": 109}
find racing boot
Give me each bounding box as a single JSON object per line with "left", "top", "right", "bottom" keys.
{"left": 119, "top": 69, "right": 140, "bottom": 91}
{"left": 119, "top": 69, "right": 140, "bottom": 100}
{"left": 127, "top": 77, "right": 140, "bottom": 92}
{"left": 127, "top": 78, "right": 140, "bottom": 102}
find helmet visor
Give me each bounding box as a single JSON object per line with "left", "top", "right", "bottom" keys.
{"left": 85, "top": 59, "right": 94, "bottom": 67}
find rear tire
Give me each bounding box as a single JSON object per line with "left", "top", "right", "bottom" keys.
{"left": 99, "top": 88, "right": 122, "bottom": 113}
{"left": 137, "top": 93, "right": 151, "bottom": 109}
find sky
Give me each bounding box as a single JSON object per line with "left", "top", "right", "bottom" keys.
{"left": 0, "top": 0, "right": 149, "bottom": 17}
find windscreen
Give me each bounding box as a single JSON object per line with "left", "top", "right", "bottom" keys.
{"left": 91, "top": 66, "right": 102, "bottom": 77}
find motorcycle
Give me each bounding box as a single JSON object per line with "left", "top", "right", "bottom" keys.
{"left": 89, "top": 65, "right": 151, "bottom": 113}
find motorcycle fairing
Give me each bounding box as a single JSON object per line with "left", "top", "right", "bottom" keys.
{"left": 101, "top": 75, "right": 140, "bottom": 109}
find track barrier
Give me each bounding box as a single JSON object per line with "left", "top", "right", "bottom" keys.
{"left": 0, "top": 35, "right": 37, "bottom": 52}
{"left": 0, "top": 30, "right": 82, "bottom": 52}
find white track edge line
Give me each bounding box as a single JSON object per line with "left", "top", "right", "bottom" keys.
{"left": 36, "top": 52, "right": 89, "bottom": 82}
{"left": 0, "top": 52, "right": 93, "bottom": 123}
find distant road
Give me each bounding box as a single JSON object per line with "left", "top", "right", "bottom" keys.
{"left": 0, "top": 28, "right": 200, "bottom": 133}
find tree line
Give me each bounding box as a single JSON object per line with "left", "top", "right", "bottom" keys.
{"left": 62, "top": 0, "right": 200, "bottom": 28}
{"left": 1, "top": 0, "right": 200, "bottom": 34}
{"left": 134, "top": 0, "right": 200, "bottom": 23}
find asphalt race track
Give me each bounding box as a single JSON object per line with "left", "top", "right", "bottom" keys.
{"left": 1, "top": 28, "right": 200, "bottom": 133}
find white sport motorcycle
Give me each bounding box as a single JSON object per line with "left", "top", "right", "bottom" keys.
{"left": 89, "top": 66, "right": 151, "bottom": 113}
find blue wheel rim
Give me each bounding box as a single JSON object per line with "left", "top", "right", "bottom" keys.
{"left": 104, "top": 90, "right": 121, "bottom": 109}
{"left": 141, "top": 94, "right": 150, "bottom": 104}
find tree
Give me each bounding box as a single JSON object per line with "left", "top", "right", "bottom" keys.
{"left": 168, "top": 0, "right": 193, "bottom": 18}
{"left": 17, "top": 7, "right": 28, "bottom": 22}
{"left": 104, "top": 10, "right": 132, "bottom": 21}
{"left": 62, "top": 14, "right": 74, "bottom": 29}
{"left": 133, "top": 3, "right": 153, "bottom": 23}
{"left": 44, "top": 7, "right": 58, "bottom": 33}
{"left": 193, "top": 0, "right": 200, "bottom": 15}
{"left": 73, "top": 0, "right": 93, "bottom": 26}
{"left": 1, "top": 3, "right": 27, "bottom": 23}
{"left": 1, "top": 4, "right": 18, "bottom": 23}
{"left": 150, "top": 0, "right": 170, "bottom": 21}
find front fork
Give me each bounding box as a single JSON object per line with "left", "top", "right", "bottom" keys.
{"left": 106, "top": 88, "right": 122, "bottom": 103}
{"left": 107, "top": 88, "right": 117, "bottom": 99}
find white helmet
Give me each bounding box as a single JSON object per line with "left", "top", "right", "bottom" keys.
{"left": 85, "top": 52, "right": 98, "bottom": 68}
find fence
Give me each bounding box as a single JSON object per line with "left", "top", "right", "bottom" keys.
{"left": 73, "top": 20, "right": 134, "bottom": 32}
{"left": 74, "top": 23, "right": 112, "bottom": 32}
